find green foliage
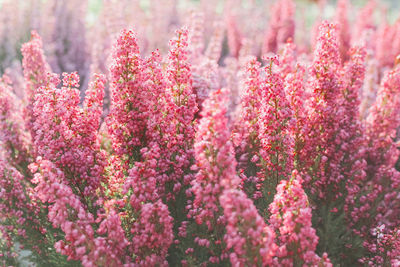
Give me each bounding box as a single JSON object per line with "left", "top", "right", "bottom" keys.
{"left": 313, "top": 193, "right": 365, "bottom": 266}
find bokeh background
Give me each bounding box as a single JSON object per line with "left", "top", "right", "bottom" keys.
{"left": 0, "top": 0, "right": 397, "bottom": 97}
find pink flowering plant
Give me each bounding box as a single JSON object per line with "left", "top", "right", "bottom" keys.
{"left": 1, "top": 0, "right": 400, "bottom": 266}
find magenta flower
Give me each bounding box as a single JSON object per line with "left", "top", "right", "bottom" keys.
{"left": 21, "top": 31, "right": 52, "bottom": 141}
{"left": 107, "top": 29, "right": 148, "bottom": 165}
{"left": 220, "top": 189, "right": 277, "bottom": 266}
{"left": 232, "top": 57, "right": 264, "bottom": 200}
{"left": 32, "top": 71, "right": 106, "bottom": 200}
{"left": 30, "top": 158, "right": 127, "bottom": 267}
{"left": 269, "top": 171, "right": 332, "bottom": 266}
{"left": 258, "top": 56, "right": 294, "bottom": 186}
{"left": 192, "top": 88, "right": 239, "bottom": 230}
{"left": 130, "top": 201, "right": 174, "bottom": 266}
{"left": 302, "top": 21, "right": 344, "bottom": 199}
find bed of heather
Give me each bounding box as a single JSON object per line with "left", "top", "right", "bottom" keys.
{"left": 1, "top": 0, "right": 400, "bottom": 266}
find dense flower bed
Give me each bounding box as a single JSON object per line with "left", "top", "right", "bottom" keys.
{"left": 0, "top": 0, "right": 400, "bottom": 266}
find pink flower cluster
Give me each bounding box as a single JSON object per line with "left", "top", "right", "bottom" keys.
{"left": 302, "top": 22, "right": 344, "bottom": 200}
{"left": 348, "top": 63, "right": 400, "bottom": 243}
{"left": 130, "top": 201, "right": 173, "bottom": 266}
{"left": 191, "top": 88, "right": 239, "bottom": 229}
{"left": 30, "top": 158, "right": 127, "bottom": 267}
{"left": 107, "top": 29, "right": 148, "bottom": 164}
{"left": 269, "top": 171, "right": 331, "bottom": 266}
{"left": 258, "top": 56, "right": 293, "bottom": 187}
{"left": 220, "top": 189, "right": 276, "bottom": 266}
{"left": 21, "top": 31, "right": 52, "bottom": 141}
{"left": 32, "top": 71, "right": 106, "bottom": 200}
{"left": 233, "top": 58, "right": 264, "bottom": 200}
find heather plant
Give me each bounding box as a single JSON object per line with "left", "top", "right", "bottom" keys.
{"left": 21, "top": 30, "right": 52, "bottom": 143}
{"left": 220, "top": 188, "right": 276, "bottom": 266}
{"left": 1, "top": 1, "right": 400, "bottom": 266}
{"left": 269, "top": 170, "right": 331, "bottom": 266}
{"left": 352, "top": 63, "right": 400, "bottom": 265}
{"left": 257, "top": 55, "right": 294, "bottom": 211}
{"left": 182, "top": 88, "right": 234, "bottom": 266}
{"left": 233, "top": 54, "right": 295, "bottom": 220}
{"left": 232, "top": 58, "right": 264, "bottom": 204}
{"left": 297, "top": 22, "right": 368, "bottom": 265}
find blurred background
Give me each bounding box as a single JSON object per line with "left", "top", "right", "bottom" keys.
{"left": 0, "top": 0, "right": 397, "bottom": 97}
